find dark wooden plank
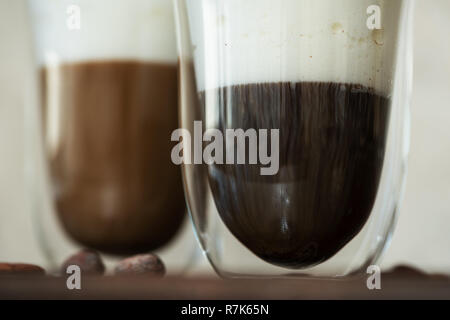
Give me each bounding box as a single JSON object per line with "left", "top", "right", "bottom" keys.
{"left": 0, "top": 266, "right": 448, "bottom": 300}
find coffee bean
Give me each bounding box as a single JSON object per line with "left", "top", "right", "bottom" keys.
{"left": 114, "top": 254, "right": 165, "bottom": 277}
{"left": 0, "top": 263, "right": 45, "bottom": 276}
{"left": 61, "top": 249, "right": 105, "bottom": 275}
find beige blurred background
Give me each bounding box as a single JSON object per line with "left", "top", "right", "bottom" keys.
{"left": 0, "top": 0, "right": 449, "bottom": 273}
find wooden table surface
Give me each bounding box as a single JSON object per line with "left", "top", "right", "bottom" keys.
{"left": 0, "top": 266, "right": 449, "bottom": 300}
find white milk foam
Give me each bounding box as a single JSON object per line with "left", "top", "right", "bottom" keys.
{"left": 28, "top": 0, "right": 177, "bottom": 65}
{"left": 186, "top": 0, "right": 405, "bottom": 95}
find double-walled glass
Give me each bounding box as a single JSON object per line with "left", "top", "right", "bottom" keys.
{"left": 174, "top": 0, "right": 414, "bottom": 277}
{"left": 26, "top": 0, "right": 197, "bottom": 273}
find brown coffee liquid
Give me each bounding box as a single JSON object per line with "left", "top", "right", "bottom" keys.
{"left": 41, "top": 61, "right": 185, "bottom": 255}
{"left": 203, "top": 82, "right": 390, "bottom": 269}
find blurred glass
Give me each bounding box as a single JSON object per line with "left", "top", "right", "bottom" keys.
{"left": 26, "top": 0, "right": 197, "bottom": 274}
{"left": 174, "top": 0, "right": 414, "bottom": 278}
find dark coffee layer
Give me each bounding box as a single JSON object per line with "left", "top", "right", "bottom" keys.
{"left": 203, "top": 82, "right": 390, "bottom": 269}
{"left": 41, "top": 61, "right": 185, "bottom": 255}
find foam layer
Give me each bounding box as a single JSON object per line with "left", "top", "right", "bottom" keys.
{"left": 28, "top": 0, "right": 177, "bottom": 65}
{"left": 186, "top": 0, "right": 405, "bottom": 94}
